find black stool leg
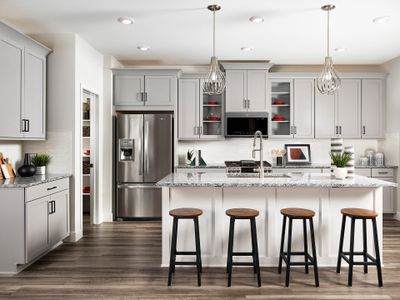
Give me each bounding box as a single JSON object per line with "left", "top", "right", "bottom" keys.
{"left": 250, "top": 218, "right": 261, "bottom": 287}
{"left": 372, "top": 218, "right": 383, "bottom": 287}
{"left": 309, "top": 218, "right": 320, "bottom": 287}
{"left": 194, "top": 217, "right": 202, "bottom": 286}
{"left": 363, "top": 218, "right": 368, "bottom": 274}
{"left": 278, "top": 216, "right": 287, "bottom": 274}
{"left": 226, "top": 217, "right": 234, "bottom": 274}
{"left": 348, "top": 217, "right": 356, "bottom": 287}
{"left": 227, "top": 217, "right": 235, "bottom": 287}
{"left": 303, "top": 218, "right": 309, "bottom": 274}
{"left": 168, "top": 217, "right": 179, "bottom": 286}
{"left": 285, "top": 218, "right": 293, "bottom": 287}
{"left": 336, "top": 214, "right": 346, "bottom": 273}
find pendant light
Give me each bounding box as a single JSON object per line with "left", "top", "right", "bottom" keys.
{"left": 203, "top": 4, "right": 225, "bottom": 95}
{"left": 317, "top": 4, "right": 341, "bottom": 95}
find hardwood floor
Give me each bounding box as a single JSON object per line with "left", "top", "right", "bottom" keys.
{"left": 1, "top": 219, "right": 400, "bottom": 299}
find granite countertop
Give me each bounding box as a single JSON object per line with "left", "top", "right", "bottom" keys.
{"left": 0, "top": 174, "right": 71, "bottom": 188}
{"left": 177, "top": 163, "right": 398, "bottom": 169}
{"left": 157, "top": 172, "right": 397, "bottom": 188}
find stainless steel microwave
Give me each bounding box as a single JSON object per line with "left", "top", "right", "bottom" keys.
{"left": 225, "top": 112, "right": 268, "bottom": 137}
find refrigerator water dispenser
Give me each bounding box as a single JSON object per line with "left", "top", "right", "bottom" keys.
{"left": 119, "top": 138, "right": 134, "bottom": 161}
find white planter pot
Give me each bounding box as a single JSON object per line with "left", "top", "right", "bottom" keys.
{"left": 36, "top": 166, "right": 46, "bottom": 175}
{"left": 334, "top": 167, "right": 348, "bottom": 180}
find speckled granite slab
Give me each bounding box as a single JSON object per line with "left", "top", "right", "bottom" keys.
{"left": 157, "top": 172, "right": 397, "bottom": 188}
{"left": 177, "top": 163, "right": 397, "bottom": 169}
{"left": 0, "top": 174, "right": 70, "bottom": 188}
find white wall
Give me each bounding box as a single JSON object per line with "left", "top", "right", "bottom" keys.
{"left": 382, "top": 56, "right": 400, "bottom": 217}
{"left": 0, "top": 142, "right": 23, "bottom": 169}
{"left": 178, "top": 139, "right": 379, "bottom": 165}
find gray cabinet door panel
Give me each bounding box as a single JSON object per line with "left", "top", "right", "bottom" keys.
{"left": 25, "top": 196, "right": 50, "bottom": 262}
{"left": 114, "top": 75, "right": 144, "bottom": 106}
{"left": 0, "top": 39, "right": 23, "bottom": 138}
{"left": 145, "top": 76, "right": 176, "bottom": 106}
{"left": 336, "top": 79, "right": 361, "bottom": 138}
{"left": 293, "top": 79, "right": 314, "bottom": 138}
{"left": 362, "top": 79, "right": 384, "bottom": 138}
{"left": 49, "top": 190, "right": 69, "bottom": 246}
{"left": 225, "top": 70, "right": 246, "bottom": 112}
{"left": 247, "top": 70, "right": 268, "bottom": 111}
{"left": 315, "top": 88, "right": 336, "bottom": 138}
{"left": 178, "top": 79, "right": 200, "bottom": 139}
{"left": 23, "top": 49, "right": 45, "bottom": 139}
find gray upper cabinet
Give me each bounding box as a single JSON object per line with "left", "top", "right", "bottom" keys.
{"left": 225, "top": 69, "right": 268, "bottom": 112}
{"left": 292, "top": 79, "right": 314, "bottom": 138}
{"left": 336, "top": 79, "right": 361, "bottom": 138}
{"left": 0, "top": 38, "right": 23, "bottom": 138}
{"left": 114, "top": 75, "right": 144, "bottom": 106}
{"left": 362, "top": 79, "right": 384, "bottom": 138}
{"left": 315, "top": 91, "right": 336, "bottom": 138}
{"left": 113, "top": 70, "right": 179, "bottom": 108}
{"left": 178, "top": 78, "right": 200, "bottom": 139}
{"left": 145, "top": 76, "right": 177, "bottom": 106}
{"left": 0, "top": 22, "right": 50, "bottom": 140}
{"left": 23, "top": 49, "right": 46, "bottom": 139}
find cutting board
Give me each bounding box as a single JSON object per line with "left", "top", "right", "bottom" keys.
{"left": 0, "top": 152, "right": 15, "bottom": 179}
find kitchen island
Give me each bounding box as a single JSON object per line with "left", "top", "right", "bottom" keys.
{"left": 157, "top": 171, "right": 396, "bottom": 267}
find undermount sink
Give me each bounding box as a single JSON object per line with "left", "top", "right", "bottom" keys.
{"left": 227, "top": 173, "right": 291, "bottom": 178}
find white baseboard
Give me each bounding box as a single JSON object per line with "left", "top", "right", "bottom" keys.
{"left": 101, "top": 212, "right": 114, "bottom": 223}
{"left": 66, "top": 230, "right": 83, "bottom": 242}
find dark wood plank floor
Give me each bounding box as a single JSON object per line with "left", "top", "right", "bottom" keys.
{"left": 1, "top": 218, "right": 400, "bottom": 299}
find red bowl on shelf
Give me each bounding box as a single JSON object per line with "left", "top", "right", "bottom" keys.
{"left": 272, "top": 115, "right": 286, "bottom": 121}
{"left": 207, "top": 115, "right": 220, "bottom": 121}
{"left": 83, "top": 186, "right": 90, "bottom": 193}
{"left": 274, "top": 101, "right": 286, "bottom": 105}
{"left": 84, "top": 149, "right": 91, "bottom": 155}
{"left": 207, "top": 101, "right": 220, "bottom": 105}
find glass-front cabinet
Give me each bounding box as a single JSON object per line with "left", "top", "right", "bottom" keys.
{"left": 269, "top": 79, "right": 293, "bottom": 138}
{"left": 201, "top": 84, "right": 224, "bottom": 138}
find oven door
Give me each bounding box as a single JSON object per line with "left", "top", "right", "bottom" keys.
{"left": 225, "top": 112, "right": 268, "bottom": 137}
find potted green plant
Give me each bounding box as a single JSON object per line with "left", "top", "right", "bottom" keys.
{"left": 330, "top": 152, "right": 351, "bottom": 179}
{"left": 31, "top": 153, "right": 51, "bottom": 175}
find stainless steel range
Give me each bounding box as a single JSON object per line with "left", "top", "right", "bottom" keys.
{"left": 225, "top": 160, "right": 272, "bottom": 177}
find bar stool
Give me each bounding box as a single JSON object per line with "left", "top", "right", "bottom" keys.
{"left": 226, "top": 208, "right": 261, "bottom": 287}
{"left": 337, "top": 208, "right": 383, "bottom": 287}
{"left": 278, "top": 208, "right": 319, "bottom": 287}
{"left": 167, "top": 208, "right": 203, "bottom": 286}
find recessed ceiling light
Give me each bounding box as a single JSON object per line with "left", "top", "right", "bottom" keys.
{"left": 373, "top": 16, "right": 390, "bottom": 24}
{"left": 334, "top": 47, "right": 346, "bottom": 52}
{"left": 241, "top": 46, "right": 254, "bottom": 52}
{"left": 118, "top": 17, "right": 134, "bottom": 25}
{"left": 137, "top": 46, "right": 150, "bottom": 51}
{"left": 249, "top": 16, "right": 264, "bottom": 23}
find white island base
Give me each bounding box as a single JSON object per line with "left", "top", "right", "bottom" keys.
{"left": 161, "top": 186, "right": 383, "bottom": 267}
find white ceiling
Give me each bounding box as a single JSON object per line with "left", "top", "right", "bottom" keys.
{"left": 0, "top": 0, "right": 399, "bottom": 65}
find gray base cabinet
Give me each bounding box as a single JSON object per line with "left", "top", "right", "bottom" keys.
{"left": 0, "top": 178, "right": 70, "bottom": 274}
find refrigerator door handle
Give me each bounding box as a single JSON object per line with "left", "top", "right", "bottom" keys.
{"left": 144, "top": 120, "right": 150, "bottom": 175}
{"left": 117, "top": 184, "right": 159, "bottom": 189}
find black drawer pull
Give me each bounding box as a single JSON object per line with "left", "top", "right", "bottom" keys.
{"left": 47, "top": 186, "right": 57, "bottom": 191}
{"left": 378, "top": 172, "right": 388, "bottom": 174}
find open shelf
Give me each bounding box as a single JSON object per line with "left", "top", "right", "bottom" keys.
{"left": 271, "top": 104, "right": 290, "bottom": 107}
{"left": 203, "top": 120, "right": 222, "bottom": 123}
{"left": 271, "top": 91, "right": 290, "bottom": 95}
{"left": 272, "top": 120, "right": 289, "bottom": 123}
{"left": 203, "top": 104, "right": 222, "bottom": 107}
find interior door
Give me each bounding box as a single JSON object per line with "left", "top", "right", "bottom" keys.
{"left": 225, "top": 70, "right": 247, "bottom": 112}
{"left": 0, "top": 39, "right": 23, "bottom": 138}
{"left": 362, "top": 79, "right": 384, "bottom": 138}
{"left": 315, "top": 87, "right": 336, "bottom": 138}
{"left": 25, "top": 196, "right": 50, "bottom": 262}
{"left": 23, "top": 49, "right": 46, "bottom": 139}
{"left": 247, "top": 70, "right": 268, "bottom": 112}
{"left": 114, "top": 75, "right": 144, "bottom": 106}
{"left": 293, "top": 79, "right": 314, "bottom": 138}
{"left": 145, "top": 75, "right": 176, "bottom": 106}
{"left": 143, "top": 114, "right": 173, "bottom": 182}
{"left": 117, "top": 114, "right": 144, "bottom": 183}
{"left": 178, "top": 79, "right": 200, "bottom": 139}
{"left": 336, "top": 79, "right": 361, "bottom": 138}
{"left": 49, "top": 190, "right": 69, "bottom": 246}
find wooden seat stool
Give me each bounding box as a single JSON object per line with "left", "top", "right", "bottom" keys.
{"left": 337, "top": 208, "right": 383, "bottom": 287}
{"left": 226, "top": 208, "right": 261, "bottom": 287}
{"left": 278, "top": 208, "right": 319, "bottom": 287}
{"left": 167, "top": 208, "right": 203, "bottom": 286}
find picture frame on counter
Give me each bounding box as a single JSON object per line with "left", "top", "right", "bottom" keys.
{"left": 285, "top": 144, "right": 311, "bottom": 165}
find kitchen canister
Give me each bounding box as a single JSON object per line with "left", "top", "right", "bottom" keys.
{"left": 359, "top": 156, "right": 369, "bottom": 167}
{"left": 344, "top": 146, "right": 355, "bottom": 178}
{"left": 365, "top": 149, "right": 375, "bottom": 166}
{"left": 374, "top": 152, "right": 384, "bottom": 167}
{"left": 331, "top": 138, "right": 343, "bottom": 174}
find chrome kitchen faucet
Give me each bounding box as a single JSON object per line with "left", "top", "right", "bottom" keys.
{"left": 252, "top": 130, "right": 264, "bottom": 178}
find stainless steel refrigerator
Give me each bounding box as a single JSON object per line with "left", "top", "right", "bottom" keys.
{"left": 116, "top": 113, "right": 173, "bottom": 219}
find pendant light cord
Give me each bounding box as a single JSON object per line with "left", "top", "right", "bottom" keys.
{"left": 213, "top": 10, "right": 216, "bottom": 57}
{"left": 327, "top": 9, "right": 330, "bottom": 57}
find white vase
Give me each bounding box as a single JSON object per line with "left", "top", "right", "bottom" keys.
{"left": 36, "top": 166, "right": 46, "bottom": 175}
{"left": 334, "top": 167, "right": 348, "bottom": 180}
